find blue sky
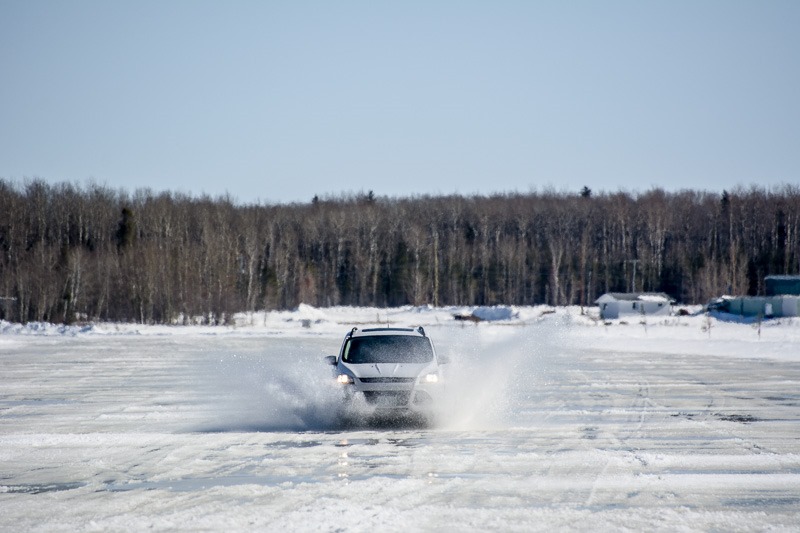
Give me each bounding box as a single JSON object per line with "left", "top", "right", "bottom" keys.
{"left": 1, "top": 1, "right": 798, "bottom": 204}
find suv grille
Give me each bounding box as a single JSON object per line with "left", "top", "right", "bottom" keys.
{"left": 363, "top": 391, "right": 411, "bottom": 406}
{"left": 359, "top": 377, "right": 415, "bottom": 384}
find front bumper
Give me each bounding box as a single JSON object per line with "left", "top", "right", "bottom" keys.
{"left": 342, "top": 378, "right": 438, "bottom": 411}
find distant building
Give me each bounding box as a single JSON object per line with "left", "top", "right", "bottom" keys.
{"left": 708, "top": 295, "right": 800, "bottom": 318}
{"left": 708, "top": 275, "right": 800, "bottom": 318}
{"left": 595, "top": 292, "right": 675, "bottom": 320}
{"left": 765, "top": 275, "right": 800, "bottom": 296}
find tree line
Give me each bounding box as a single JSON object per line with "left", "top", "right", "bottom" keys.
{"left": 1, "top": 179, "right": 798, "bottom": 324}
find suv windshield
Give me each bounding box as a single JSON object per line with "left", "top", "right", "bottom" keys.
{"left": 343, "top": 335, "right": 434, "bottom": 364}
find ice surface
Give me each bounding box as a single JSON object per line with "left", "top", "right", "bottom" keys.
{"left": 1, "top": 307, "right": 799, "bottom": 531}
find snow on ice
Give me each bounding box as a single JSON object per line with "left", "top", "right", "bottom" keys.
{"left": 1, "top": 306, "right": 799, "bottom": 531}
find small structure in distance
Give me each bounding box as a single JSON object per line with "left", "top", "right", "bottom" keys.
{"left": 707, "top": 275, "right": 800, "bottom": 319}
{"left": 595, "top": 292, "right": 675, "bottom": 320}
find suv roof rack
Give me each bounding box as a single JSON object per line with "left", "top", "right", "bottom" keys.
{"left": 356, "top": 327, "right": 426, "bottom": 336}
{"left": 360, "top": 327, "right": 415, "bottom": 333}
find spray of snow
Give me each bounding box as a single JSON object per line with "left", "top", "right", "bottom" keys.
{"left": 193, "top": 337, "right": 346, "bottom": 432}
{"left": 431, "top": 319, "right": 570, "bottom": 430}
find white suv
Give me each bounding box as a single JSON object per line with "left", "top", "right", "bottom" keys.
{"left": 325, "top": 327, "right": 447, "bottom": 414}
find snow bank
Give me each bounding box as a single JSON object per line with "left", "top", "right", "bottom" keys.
{"left": 0, "top": 320, "right": 98, "bottom": 336}
{"left": 2, "top": 306, "right": 800, "bottom": 362}
{"left": 470, "top": 306, "right": 518, "bottom": 321}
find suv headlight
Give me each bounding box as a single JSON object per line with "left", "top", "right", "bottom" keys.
{"left": 422, "top": 373, "right": 439, "bottom": 383}
{"left": 337, "top": 374, "right": 354, "bottom": 385}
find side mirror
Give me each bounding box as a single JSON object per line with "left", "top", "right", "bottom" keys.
{"left": 324, "top": 355, "right": 338, "bottom": 366}
{"left": 437, "top": 354, "right": 450, "bottom": 364}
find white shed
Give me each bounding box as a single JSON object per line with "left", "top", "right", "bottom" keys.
{"left": 595, "top": 292, "right": 674, "bottom": 320}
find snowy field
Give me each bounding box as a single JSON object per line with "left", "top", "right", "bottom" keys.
{"left": 2, "top": 306, "right": 800, "bottom": 532}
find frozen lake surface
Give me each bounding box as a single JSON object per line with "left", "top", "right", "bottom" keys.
{"left": 2, "top": 307, "right": 800, "bottom": 531}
